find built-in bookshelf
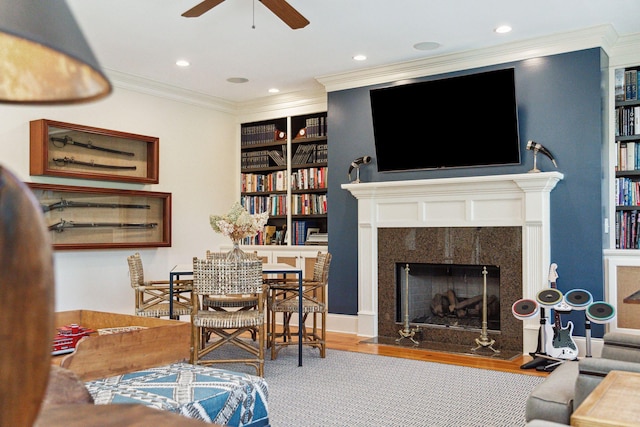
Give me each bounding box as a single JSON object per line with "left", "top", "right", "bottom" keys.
{"left": 614, "top": 66, "right": 640, "bottom": 249}
{"left": 241, "top": 112, "right": 328, "bottom": 246}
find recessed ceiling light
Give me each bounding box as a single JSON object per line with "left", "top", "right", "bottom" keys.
{"left": 494, "top": 25, "right": 512, "bottom": 34}
{"left": 413, "top": 42, "right": 440, "bottom": 51}
{"left": 227, "top": 77, "right": 249, "bottom": 83}
{"left": 176, "top": 59, "right": 190, "bottom": 67}
{"left": 268, "top": 88, "right": 280, "bottom": 93}
{"left": 353, "top": 54, "right": 367, "bottom": 61}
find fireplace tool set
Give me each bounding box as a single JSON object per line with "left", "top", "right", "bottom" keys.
{"left": 396, "top": 264, "right": 420, "bottom": 345}
{"left": 471, "top": 266, "right": 500, "bottom": 354}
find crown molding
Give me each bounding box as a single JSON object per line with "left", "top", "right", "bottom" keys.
{"left": 105, "top": 69, "right": 240, "bottom": 114}
{"left": 107, "top": 68, "right": 328, "bottom": 118}
{"left": 235, "top": 89, "right": 328, "bottom": 122}
{"left": 316, "top": 25, "right": 621, "bottom": 93}
{"left": 609, "top": 33, "right": 640, "bottom": 68}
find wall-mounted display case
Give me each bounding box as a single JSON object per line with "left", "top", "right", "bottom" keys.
{"left": 28, "top": 183, "right": 171, "bottom": 250}
{"left": 29, "top": 119, "right": 159, "bottom": 184}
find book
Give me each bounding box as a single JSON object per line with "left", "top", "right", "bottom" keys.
{"left": 627, "top": 141, "right": 636, "bottom": 172}
{"left": 630, "top": 70, "right": 638, "bottom": 101}
{"left": 615, "top": 68, "right": 625, "bottom": 101}
{"left": 268, "top": 150, "right": 286, "bottom": 166}
{"left": 264, "top": 225, "right": 277, "bottom": 245}
{"left": 275, "top": 170, "right": 286, "bottom": 191}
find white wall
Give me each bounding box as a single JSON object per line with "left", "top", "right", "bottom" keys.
{"left": 0, "top": 86, "right": 238, "bottom": 315}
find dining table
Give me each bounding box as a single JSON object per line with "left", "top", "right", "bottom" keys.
{"left": 169, "top": 262, "right": 305, "bottom": 366}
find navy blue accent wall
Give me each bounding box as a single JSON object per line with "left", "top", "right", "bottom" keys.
{"left": 327, "top": 48, "right": 607, "bottom": 338}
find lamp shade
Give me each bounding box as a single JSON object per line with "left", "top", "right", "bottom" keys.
{"left": 0, "top": 0, "right": 112, "bottom": 104}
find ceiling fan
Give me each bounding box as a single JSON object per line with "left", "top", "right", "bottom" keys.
{"left": 182, "top": 0, "right": 310, "bottom": 29}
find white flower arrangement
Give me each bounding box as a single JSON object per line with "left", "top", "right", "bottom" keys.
{"left": 209, "top": 202, "right": 269, "bottom": 242}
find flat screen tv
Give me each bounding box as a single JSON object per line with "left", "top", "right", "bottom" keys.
{"left": 370, "top": 68, "right": 521, "bottom": 172}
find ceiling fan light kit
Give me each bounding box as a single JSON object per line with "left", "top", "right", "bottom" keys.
{"left": 182, "top": 0, "right": 309, "bottom": 29}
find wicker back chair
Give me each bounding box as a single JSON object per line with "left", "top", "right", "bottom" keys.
{"left": 190, "top": 255, "right": 265, "bottom": 376}
{"left": 268, "top": 251, "right": 332, "bottom": 360}
{"left": 202, "top": 250, "right": 263, "bottom": 341}
{"left": 127, "top": 252, "right": 192, "bottom": 318}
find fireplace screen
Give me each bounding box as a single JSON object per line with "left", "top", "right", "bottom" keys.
{"left": 396, "top": 263, "right": 500, "bottom": 331}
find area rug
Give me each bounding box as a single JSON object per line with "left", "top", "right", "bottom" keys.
{"left": 203, "top": 345, "right": 544, "bottom": 427}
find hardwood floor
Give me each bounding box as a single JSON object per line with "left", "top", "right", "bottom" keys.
{"left": 324, "top": 330, "right": 549, "bottom": 377}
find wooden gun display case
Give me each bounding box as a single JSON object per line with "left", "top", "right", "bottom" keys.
{"left": 28, "top": 183, "right": 171, "bottom": 250}
{"left": 30, "top": 119, "right": 159, "bottom": 184}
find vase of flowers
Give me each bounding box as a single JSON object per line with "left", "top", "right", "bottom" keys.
{"left": 209, "top": 202, "right": 269, "bottom": 261}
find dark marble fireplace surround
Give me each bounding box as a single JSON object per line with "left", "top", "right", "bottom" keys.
{"left": 378, "top": 226, "right": 523, "bottom": 353}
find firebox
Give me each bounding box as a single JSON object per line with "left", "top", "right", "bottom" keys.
{"left": 395, "top": 263, "right": 500, "bottom": 331}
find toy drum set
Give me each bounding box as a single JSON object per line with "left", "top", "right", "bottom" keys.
{"left": 512, "top": 287, "right": 615, "bottom": 358}
{"left": 513, "top": 288, "right": 615, "bottom": 323}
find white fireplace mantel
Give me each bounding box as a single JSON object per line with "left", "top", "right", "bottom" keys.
{"left": 341, "top": 171, "right": 564, "bottom": 353}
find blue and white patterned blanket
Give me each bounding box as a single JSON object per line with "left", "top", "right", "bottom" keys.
{"left": 86, "top": 362, "right": 269, "bottom": 426}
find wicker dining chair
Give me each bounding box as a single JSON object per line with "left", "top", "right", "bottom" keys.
{"left": 127, "top": 252, "right": 193, "bottom": 318}
{"left": 201, "top": 250, "right": 265, "bottom": 341}
{"left": 267, "top": 251, "right": 332, "bottom": 360}
{"left": 190, "top": 255, "right": 265, "bottom": 376}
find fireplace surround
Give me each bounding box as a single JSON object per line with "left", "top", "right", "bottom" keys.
{"left": 342, "top": 172, "right": 563, "bottom": 353}
{"left": 379, "top": 226, "right": 521, "bottom": 353}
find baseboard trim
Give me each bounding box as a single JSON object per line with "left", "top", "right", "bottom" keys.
{"left": 288, "top": 313, "right": 605, "bottom": 357}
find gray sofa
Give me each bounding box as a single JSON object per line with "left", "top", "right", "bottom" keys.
{"left": 525, "top": 332, "right": 640, "bottom": 425}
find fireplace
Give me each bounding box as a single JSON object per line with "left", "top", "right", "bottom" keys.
{"left": 378, "top": 226, "right": 521, "bottom": 352}
{"left": 342, "top": 172, "right": 563, "bottom": 354}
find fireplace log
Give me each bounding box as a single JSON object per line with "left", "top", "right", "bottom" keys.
{"left": 454, "top": 294, "right": 483, "bottom": 310}
{"left": 431, "top": 293, "right": 444, "bottom": 317}
{"left": 447, "top": 289, "right": 457, "bottom": 313}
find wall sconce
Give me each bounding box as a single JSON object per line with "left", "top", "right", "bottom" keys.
{"left": 348, "top": 156, "right": 372, "bottom": 183}
{"left": 0, "top": 0, "right": 112, "bottom": 104}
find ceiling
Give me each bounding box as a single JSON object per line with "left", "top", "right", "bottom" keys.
{"left": 67, "top": 0, "right": 640, "bottom": 104}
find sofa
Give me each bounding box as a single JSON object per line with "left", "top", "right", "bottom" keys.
{"left": 525, "top": 332, "right": 640, "bottom": 425}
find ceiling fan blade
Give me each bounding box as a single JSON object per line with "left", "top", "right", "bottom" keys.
{"left": 182, "top": 0, "right": 226, "bottom": 18}
{"left": 259, "top": 0, "right": 309, "bottom": 29}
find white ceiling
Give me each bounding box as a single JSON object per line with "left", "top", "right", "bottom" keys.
{"left": 67, "top": 0, "right": 640, "bottom": 104}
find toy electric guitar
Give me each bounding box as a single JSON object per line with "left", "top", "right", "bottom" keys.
{"left": 544, "top": 263, "right": 579, "bottom": 360}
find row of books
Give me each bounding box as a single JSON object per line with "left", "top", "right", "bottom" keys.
{"left": 616, "top": 142, "right": 640, "bottom": 172}
{"left": 241, "top": 123, "right": 286, "bottom": 146}
{"left": 615, "top": 177, "right": 640, "bottom": 206}
{"left": 241, "top": 171, "right": 287, "bottom": 193}
{"left": 615, "top": 68, "right": 640, "bottom": 102}
{"left": 243, "top": 144, "right": 327, "bottom": 170}
{"left": 241, "top": 194, "right": 287, "bottom": 216}
{"left": 241, "top": 193, "right": 327, "bottom": 216}
{"left": 616, "top": 106, "right": 640, "bottom": 137}
{"left": 291, "top": 143, "right": 328, "bottom": 165}
{"left": 291, "top": 221, "right": 318, "bottom": 245}
{"left": 291, "top": 193, "right": 327, "bottom": 215}
{"left": 241, "top": 147, "right": 287, "bottom": 169}
{"left": 299, "top": 117, "right": 327, "bottom": 138}
{"left": 616, "top": 210, "right": 640, "bottom": 249}
{"left": 241, "top": 232, "right": 265, "bottom": 246}
{"left": 291, "top": 167, "right": 327, "bottom": 190}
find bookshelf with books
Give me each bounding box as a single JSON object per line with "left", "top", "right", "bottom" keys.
{"left": 240, "top": 112, "right": 328, "bottom": 247}
{"left": 614, "top": 66, "right": 640, "bottom": 249}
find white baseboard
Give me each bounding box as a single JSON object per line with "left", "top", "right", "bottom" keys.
{"left": 283, "top": 313, "right": 361, "bottom": 335}
{"left": 290, "top": 313, "right": 605, "bottom": 358}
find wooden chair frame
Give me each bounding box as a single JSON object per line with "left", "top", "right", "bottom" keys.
{"left": 190, "top": 256, "right": 265, "bottom": 376}
{"left": 267, "top": 251, "right": 331, "bottom": 360}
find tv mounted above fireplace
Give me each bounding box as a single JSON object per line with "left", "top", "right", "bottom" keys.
{"left": 369, "top": 67, "right": 521, "bottom": 172}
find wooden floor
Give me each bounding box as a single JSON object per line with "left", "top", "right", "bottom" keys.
{"left": 324, "top": 330, "right": 549, "bottom": 377}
